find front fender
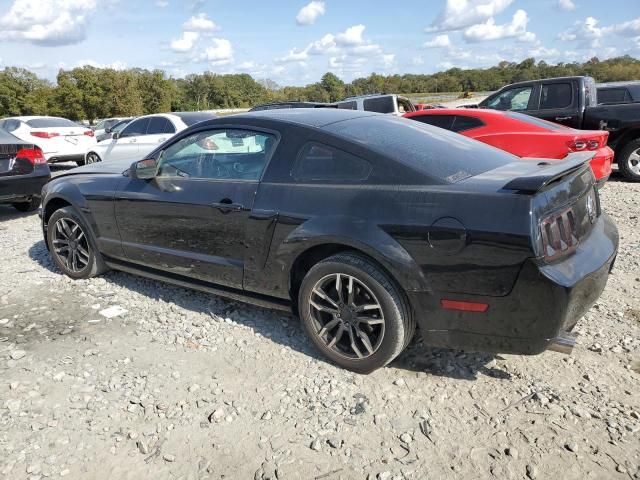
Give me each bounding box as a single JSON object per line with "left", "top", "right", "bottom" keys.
{"left": 276, "top": 215, "right": 430, "bottom": 293}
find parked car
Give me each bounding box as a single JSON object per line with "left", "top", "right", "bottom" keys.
{"left": 250, "top": 102, "right": 336, "bottom": 111}
{"left": 84, "top": 112, "right": 216, "bottom": 164}
{"left": 404, "top": 108, "right": 614, "bottom": 186}
{"left": 477, "top": 76, "right": 640, "bottom": 181}
{"left": 414, "top": 103, "right": 446, "bottom": 111}
{"left": 40, "top": 109, "right": 618, "bottom": 373}
{"left": 93, "top": 117, "right": 129, "bottom": 138}
{"left": 0, "top": 116, "right": 96, "bottom": 166}
{"left": 597, "top": 81, "right": 640, "bottom": 105}
{"left": 0, "top": 129, "right": 50, "bottom": 212}
{"left": 334, "top": 94, "right": 416, "bottom": 115}
{"left": 96, "top": 118, "right": 133, "bottom": 143}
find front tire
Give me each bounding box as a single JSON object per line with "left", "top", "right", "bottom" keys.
{"left": 46, "top": 206, "right": 107, "bottom": 279}
{"left": 617, "top": 139, "right": 640, "bottom": 182}
{"left": 13, "top": 196, "right": 41, "bottom": 212}
{"left": 298, "top": 252, "right": 414, "bottom": 374}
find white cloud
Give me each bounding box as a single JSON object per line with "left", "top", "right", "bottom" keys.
{"left": 183, "top": 13, "right": 218, "bottom": 32}
{"left": 296, "top": 1, "right": 325, "bottom": 26}
{"left": 156, "top": 0, "right": 169, "bottom": 7}
{"left": 0, "top": 0, "right": 98, "bottom": 46}
{"left": 557, "top": 0, "right": 575, "bottom": 11}
{"left": 203, "top": 38, "right": 233, "bottom": 64}
{"left": 74, "top": 59, "right": 128, "bottom": 70}
{"left": 428, "top": 0, "right": 513, "bottom": 32}
{"left": 423, "top": 34, "right": 451, "bottom": 48}
{"left": 171, "top": 31, "right": 200, "bottom": 52}
{"left": 335, "top": 25, "right": 366, "bottom": 46}
{"left": 464, "top": 9, "right": 535, "bottom": 42}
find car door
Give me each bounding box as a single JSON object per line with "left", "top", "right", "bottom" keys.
{"left": 113, "top": 126, "right": 278, "bottom": 289}
{"left": 103, "top": 117, "right": 149, "bottom": 162}
{"left": 533, "top": 80, "right": 581, "bottom": 128}
{"left": 136, "top": 116, "right": 176, "bottom": 159}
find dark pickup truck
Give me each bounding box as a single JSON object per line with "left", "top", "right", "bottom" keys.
{"left": 478, "top": 76, "right": 640, "bottom": 181}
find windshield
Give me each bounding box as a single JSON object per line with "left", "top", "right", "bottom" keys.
{"left": 325, "top": 115, "right": 516, "bottom": 184}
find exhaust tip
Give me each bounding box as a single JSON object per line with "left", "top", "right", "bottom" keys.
{"left": 547, "top": 331, "right": 578, "bottom": 355}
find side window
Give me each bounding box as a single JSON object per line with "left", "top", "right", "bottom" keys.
{"left": 540, "top": 83, "right": 572, "bottom": 109}
{"left": 485, "top": 86, "right": 533, "bottom": 111}
{"left": 2, "top": 120, "right": 20, "bottom": 132}
{"left": 410, "top": 115, "right": 455, "bottom": 130}
{"left": 147, "top": 117, "right": 175, "bottom": 135}
{"left": 337, "top": 101, "right": 357, "bottom": 110}
{"left": 451, "top": 116, "right": 484, "bottom": 133}
{"left": 157, "top": 129, "right": 276, "bottom": 181}
{"left": 363, "top": 96, "right": 396, "bottom": 114}
{"left": 291, "top": 142, "right": 371, "bottom": 182}
{"left": 121, "top": 118, "right": 150, "bottom": 138}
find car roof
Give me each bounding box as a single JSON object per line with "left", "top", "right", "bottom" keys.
{"left": 597, "top": 81, "right": 640, "bottom": 88}
{"left": 407, "top": 108, "right": 507, "bottom": 117}
{"left": 229, "top": 108, "right": 381, "bottom": 128}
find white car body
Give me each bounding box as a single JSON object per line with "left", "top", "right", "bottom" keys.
{"left": 0, "top": 116, "right": 97, "bottom": 164}
{"left": 334, "top": 94, "right": 415, "bottom": 116}
{"left": 86, "top": 112, "right": 216, "bottom": 164}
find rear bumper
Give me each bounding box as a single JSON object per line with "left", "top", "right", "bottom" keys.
{"left": 0, "top": 166, "right": 50, "bottom": 203}
{"left": 409, "top": 212, "right": 618, "bottom": 355}
{"left": 46, "top": 154, "right": 84, "bottom": 164}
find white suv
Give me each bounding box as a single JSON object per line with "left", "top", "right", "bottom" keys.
{"left": 0, "top": 116, "right": 97, "bottom": 165}
{"left": 85, "top": 112, "right": 217, "bottom": 164}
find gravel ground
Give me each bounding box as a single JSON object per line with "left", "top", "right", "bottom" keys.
{"left": 0, "top": 167, "right": 638, "bottom": 480}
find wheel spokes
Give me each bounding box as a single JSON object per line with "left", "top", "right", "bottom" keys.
{"left": 309, "top": 273, "right": 385, "bottom": 360}
{"left": 53, "top": 218, "right": 90, "bottom": 273}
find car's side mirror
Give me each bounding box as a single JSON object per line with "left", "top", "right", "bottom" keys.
{"left": 112, "top": 132, "right": 120, "bottom": 140}
{"left": 130, "top": 158, "right": 157, "bottom": 180}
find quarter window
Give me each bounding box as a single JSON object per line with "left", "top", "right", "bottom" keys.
{"left": 540, "top": 83, "right": 572, "bottom": 109}
{"left": 157, "top": 129, "right": 276, "bottom": 181}
{"left": 598, "top": 88, "right": 631, "bottom": 104}
{"left": 451, "top": 116, "right": 484, "bottom": 132}
{"left": 292, "top": 143, "right": 371, "bottom": 182}
{"left": 485, "top": 86, "right": 533, "bottom": 111}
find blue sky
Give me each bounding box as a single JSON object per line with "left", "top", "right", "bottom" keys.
{"left": 0, "top": 0, "right": 638, "bottom": 85}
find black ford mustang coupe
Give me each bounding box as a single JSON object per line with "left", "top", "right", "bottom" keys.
{"left": 40, "top": 109, "right": 618, "bottom": 373}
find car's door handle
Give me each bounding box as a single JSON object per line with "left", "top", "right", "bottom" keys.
{"left": 555, "top": 116, "right": 572, "bottom": 121}
{"left": 211, "top": 199, "right": 244, "bottom": 213}
{"left": 130, "top": 138, "right": 137, "bottom": 143}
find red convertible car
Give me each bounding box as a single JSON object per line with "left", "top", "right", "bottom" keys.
{"left": 404, "top": 109, "right": 614, "bottom": 185}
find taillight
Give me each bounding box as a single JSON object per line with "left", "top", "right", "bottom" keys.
{"left": 567, "top": 139, "right": 600, "bottom": 151}
{"left": 540, "top": 206, "right": 578, "bottom": 261}
{"left": 84, "top": 130, "right": 94, "bottom": 137}
{"left": 31, "top": 131, "right": 59, "bottom": 139}
{"left": 15, "top": 147, "right": 47, "bottom": 165}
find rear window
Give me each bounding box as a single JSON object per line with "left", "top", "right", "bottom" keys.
{"left": 598, "top": 88, "right": 631, "bottom": 104}
{"left": 325, "top": 115, "right": 516, "bottom": 184}
{"left": 452, "top": 116, "right": 484, "bottom": 132}
{"left": 26, "top": 117, "right": 79, "bottom": 128}
{"left": 411, "top": 115, "right": 455, "bottom": 130}
{"left": 174, "top": 112, "right": 216, "bottom": 126}
{"left": 337, "top": 101, "right": 357, "bottom": 110}
{"left": 505, "top": 112, "right": 570, "bottom": 131}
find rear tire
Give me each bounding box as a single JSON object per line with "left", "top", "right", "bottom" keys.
{"left": 46, "top": 206, "right": 107, "bottom": 279}
{"left": 298, "top": 252, "right": 414, "bottom": 374}
{"left": 12, "top": 196, "right": 41, "bottom": 212}
{"left": 617, "top": 139, "right": 640, "bottom": 182}
{"left": 85, "top": 152, "right": 101, "bottom": 165}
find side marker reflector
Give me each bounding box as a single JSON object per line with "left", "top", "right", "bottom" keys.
{"left": 440, "top": 299, "right": 489, "bottom": 313}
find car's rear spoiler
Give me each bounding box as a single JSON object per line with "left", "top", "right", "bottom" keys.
{"left": 502, "top": 151, "right": 595, "bottom": 193}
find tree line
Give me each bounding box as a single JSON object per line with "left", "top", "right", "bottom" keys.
{"left": 1, "top": 55, "right": 639, "bottom": 123}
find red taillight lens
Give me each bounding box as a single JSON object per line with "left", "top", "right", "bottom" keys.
{"left": 31, "top": 131, "right": 59, "bottom": 139}
{"left": 84, "top": 130, "right": 94, "bottom": 137}
{"left": 567, "top": 139, "right": 600, "bottom": 151}
{"left": 15, "top": 147, "right": 46, "bottom": 165}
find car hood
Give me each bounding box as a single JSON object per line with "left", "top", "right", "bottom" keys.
{"left": 58, "top": 157, "right": 134, "bottom": 178}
